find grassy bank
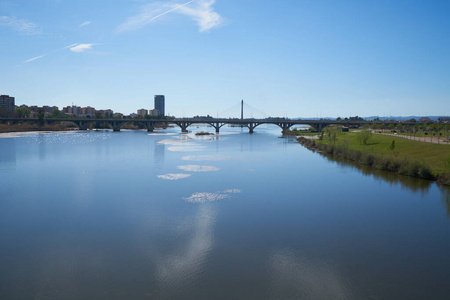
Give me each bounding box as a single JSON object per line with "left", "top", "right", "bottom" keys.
{"left": 297, "top": 132, "right": 450, "bottom": 186}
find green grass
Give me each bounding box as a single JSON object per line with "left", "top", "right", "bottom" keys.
{"left": 288, "top": 130, "right": 320, "bottom": 136}
{"left": 317, "top": 132, "right": 450, "bottom": 174}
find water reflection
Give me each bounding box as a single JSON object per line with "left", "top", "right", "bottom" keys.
{"left": 0, "top": 138, "right": 16, "bottom": 167}
{"left": 154, "top": 141, "right": 165, "bottom": 171}
{"left": 181, "top": 155, "right": 231, "bottom": 162}
{"left": 439, "top": 186, "right": 450, "bottom": 217}
{"left": 177, "top": 165, "right": 219, "bottom": 172}
{"left": 1, "top": 129, "right": 449, "bottom": 299}
{"left": 319, "top": 153, "right": 433, "bottom": 193}
{"left": 153, "top": 205, "right": 216, "bottom": 298}
{"left": 269, "top": 248, "right": 354, "bottom": 300}
{"left": 184, "top": 189, "right": 241, "bottom": 203}
{"left": 157, "top": 174, "right": 191, "bottom": 180}
{"left": 38, "top": 134, "right": 47, "bottom": 161}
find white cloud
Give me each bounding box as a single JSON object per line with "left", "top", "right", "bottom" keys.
{"left": 0, "top": 16, "right": 42, "bottom": 35}
{"left": 22, "top": 43, "right": 96, "bottom": 64}
{"left": 79, "top": 21, "right": 91, "bottom": 27}
{"left": 116, "top": 0, "right": 223, "bottom": 33}
{"left": 176, "top": 0, "right": 222, "bottom": 32}
{"left": 23, "top": 55, "right": 45, "bottom": 63}
{"left": 70, "top": 43, "right": 94, "bottom": 52}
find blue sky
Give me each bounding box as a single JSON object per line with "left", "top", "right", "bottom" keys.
{"left": 1, "top": 0, "right": 449, "bottom": 117}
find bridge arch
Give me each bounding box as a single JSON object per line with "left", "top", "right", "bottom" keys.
{"left": 308, "top": 123, "right": 330, "bottom": 132}
{"left": 77, "top": 120, "right": 113, "bottom": 131}
{"left": 206, "top": 122, "right": 228, "bottom": 133}
{"left": 108, "top": 120, "right": 149, "bottom": 132}
{"left": 46, "top": 119, "right": 82, "bottom": 130}
{"left": 171, "top": 121, "right": 192, "bottom": 132}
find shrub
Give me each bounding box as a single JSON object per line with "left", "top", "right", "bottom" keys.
{"left": 360, "top": 152, "right": 376, "bottom": 166}
{"left": 399, "top": 160, "right": 434, "bottom": 180}
{"left": 437, "top": 173, "right": 450, "bottom": 186}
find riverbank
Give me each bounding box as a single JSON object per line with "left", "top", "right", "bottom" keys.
{"left": 0, "top": 123, "right": 77, "bottom": 133}
{"left": 0, "top": 122, "right": 168, "bottom": 134}
{"left": 297, "top": 133, "right": 450, "bottom": 186}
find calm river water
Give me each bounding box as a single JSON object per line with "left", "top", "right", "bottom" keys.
{"left": 0, "top": 125, "right": 449, "bottom": 299}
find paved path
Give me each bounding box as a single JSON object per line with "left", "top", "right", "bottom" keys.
{"left": 374, "top": 132, "right": 450, "bottom": 145}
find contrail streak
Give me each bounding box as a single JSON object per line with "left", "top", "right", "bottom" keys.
{"left": 148, "top": 0, "right": 195, "bottom": 22}
{"left": 23, "top": 55, "right": 45, "bottom": 63}
{"left": 62, "top": 43, "right": 78, "bottom": 49}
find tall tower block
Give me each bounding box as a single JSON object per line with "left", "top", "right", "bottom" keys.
{"left": 154, "top": 95, "right": 165, "bottom": 116}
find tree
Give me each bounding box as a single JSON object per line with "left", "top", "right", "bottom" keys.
{"left": 318, "top": 131, "right": 324, "bottom": 141}
{"left": 50, "top": 109, "right": 61, "bottom": 118}
{"left": 0, "top": 108, "right": 14, "bottom": 118}
{"left": 14, "top": 107, "right": 31, "bottom": 118}
{"left": 389, "top": 140, "right": 396, "bottom": 151}
{"left": 38, "top": 109, "right": 45, "bottom": 126}
{"left": 357, "top": 130, "right": 372, "bottom": 146}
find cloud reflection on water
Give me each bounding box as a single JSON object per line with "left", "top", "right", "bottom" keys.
{"left": 177, "top": 165, "right": 219, "bottom": 172}
{"left": 153, "top": 205, "right": 216, "bottom": 298}
{"left": 157, "top": 174, "right": 191, "bottom": 180}
{"left": 157, "top": 139, "right": 198, "bottom": 145}
{"left": 168, "top": 146, "right": 205, "bottom": 152}
{"left": 147, "top": 133, "right": 177, "bottom": 136}
{"left": 184, "top": 189, "right": 241, "bottom": 203}
{"left": 182, "top": 155, "right": 231, "bottom": 161}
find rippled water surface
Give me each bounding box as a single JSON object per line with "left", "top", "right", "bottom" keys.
{"left": 1, "top": 126, "right": 449, "bottom": 299}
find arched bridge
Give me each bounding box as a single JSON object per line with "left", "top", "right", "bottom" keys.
{"left": 0, "top": 117, "right": 414, "bottom": 134}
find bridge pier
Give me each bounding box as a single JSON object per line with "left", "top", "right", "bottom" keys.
{"left": 248, "top": 122, "right": 261, "bottom": 134}
{"left": 144, "top": 122, "right": 155, "bottom": 132}
{"left": 314, "top": 123, "right": 327, "bottom": 132}
{"left": 213, "top": 122, "right": 221, "bottom": 133}
{"left": 281, "top": 123, "right": 289, "bottom": 135}
{"left": 176, "top": 121, "right": 191, "bottom": 133}
{"left": 248, "top": 123, "right": 255, "bottom": 134}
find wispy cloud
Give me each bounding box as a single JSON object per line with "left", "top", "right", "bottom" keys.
{"left": 23, "top": 55, "right": 45, "bottom": 63}
{"left": 116, "top": 0, "right": 223, "bottom": 33}
{"left": 0, "top": 16, "right": 42, "bottom": 35}
{"left": 176, "top": 0, "right": 222, "bottom": 32}
{"left": 79, "top": 21, "right": 91, "bottom": 27}
{"left": 63, "top": 43, "right": 79, "bottom": 49}
{"left": 23, "top": 43, "right": 96, "bottom": 63}
{"left": 70, "top": 43, "right": 94, "bottom": 52}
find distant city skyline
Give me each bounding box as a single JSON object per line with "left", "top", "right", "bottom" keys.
{"left": 1, "top": 0, "right": 449, "bottom": 118}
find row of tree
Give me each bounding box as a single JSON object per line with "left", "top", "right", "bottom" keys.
{"left": 10, "top": 108, "right": 170, "bottom": 120}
